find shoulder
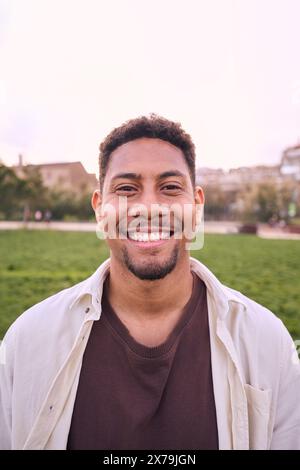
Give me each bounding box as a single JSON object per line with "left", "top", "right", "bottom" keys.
{"left": 190, "top": 256, "right": 289, "bottom": 348}
{"left": 1, "top": 276, "right": 94, "bottom": 403}
{"left": 3, "top": 277, "right": 89, "bottom": 347}
{"left": 226, "top": 286, "right": 283, "bottom": 328}
{"left": 224, "top": 285, "right": 288, "bottom": 345}
{"left": 223, "top": 286, "right": 296, "bottom": 384}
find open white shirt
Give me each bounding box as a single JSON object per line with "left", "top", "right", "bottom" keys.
{"left": 0, "top": 257, "right": 300, "bottom": 450}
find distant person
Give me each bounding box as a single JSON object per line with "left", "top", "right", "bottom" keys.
{"left": 1, "top": 114, "right": 299, "bottom": 450}
{"left": 268, "top": 215, "right": 278, "bottom": 227}
{"left": 44, "top": 210, "right": 52, "bottom": 224}
{"left": 34, "top": 210, "right": 42, "bottom": 222}
{"left": 22, "top": 204, "right": 31, "bottom": 223}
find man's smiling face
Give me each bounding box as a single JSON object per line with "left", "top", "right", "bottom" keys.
{"left": 92, "top": 137, "right": 204, "bottom": 281}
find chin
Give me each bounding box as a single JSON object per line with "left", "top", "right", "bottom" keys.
{"left": 122, "top": 246, "right": 179, "bottom": 281}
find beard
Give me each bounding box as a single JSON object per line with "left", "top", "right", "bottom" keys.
{"left": 122, "top": 245, "right": 179, "bottom": 281}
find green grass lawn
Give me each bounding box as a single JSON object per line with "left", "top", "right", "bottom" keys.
{"left": 0, "top": 230, "right": 299, "bottom": 339}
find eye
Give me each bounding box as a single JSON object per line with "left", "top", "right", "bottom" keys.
{"left": 161, "top": 184, "right": 181, "bottom": 191}
{"left": 116, "top": 185, "right": 137, "bottom": 193}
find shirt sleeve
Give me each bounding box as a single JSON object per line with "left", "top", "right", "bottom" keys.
{"left": 270, "top": 322, "right": 300, "bottom": 449}
{"left": 0, "top": 326, "right": 16, "bottom": 450}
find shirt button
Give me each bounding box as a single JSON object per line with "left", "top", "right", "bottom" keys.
{"left": 85, "top": 307, "right": 90, "bottom": 314}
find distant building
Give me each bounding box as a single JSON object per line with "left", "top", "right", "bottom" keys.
{"left": 227, "top": 165, "right": 281, "bottom": 187}
{"left": 280, "top": 144, "right": 300, "bottom": 181}
{"left": 196, "top": 167, "right": 225, "bottom": 186}
{"left": 13, "top": 156, "right": 98, "bottom": 193}
{"left": 196, "top": 164, "right": 281, "bottom": 192}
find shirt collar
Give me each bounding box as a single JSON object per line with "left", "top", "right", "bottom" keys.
{"left": 69, "top": 256, "right": 246, "bottom": 320}
{"left": 68, "top": 258, "right": 110, "bottom": 312}
{"left": 190, "top": 256, "right": 247, "bottom": 318}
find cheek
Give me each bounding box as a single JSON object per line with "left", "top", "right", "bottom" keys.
{"left": 106, "top": 238, "right": 121, "bottom": 251}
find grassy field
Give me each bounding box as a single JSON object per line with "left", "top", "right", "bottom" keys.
{"left": 0, "top": 230, "right": 299, "bottom": 339}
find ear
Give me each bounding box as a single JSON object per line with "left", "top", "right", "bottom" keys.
{"left": 91, "top": 189, "right": 103, "bottom": 222}
{"left": 194, "top": 185, "right": 205, "bottom": 206}
{"left": 194, "top": 185, "right": 205, "bottom": 230}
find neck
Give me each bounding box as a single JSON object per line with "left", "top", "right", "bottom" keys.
{"left": 106, "top": 252, "right": 193, "bottom": 321}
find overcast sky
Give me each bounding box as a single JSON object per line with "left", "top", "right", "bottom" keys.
{"left": 0, "top": 0, "right": 300, "bottom": 175}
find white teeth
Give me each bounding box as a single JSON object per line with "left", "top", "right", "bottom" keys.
{"left": 149, "top": 232, "right": 159, "bottom": 241}
{"left": 128, "top": 232, "right": 171, "bottom": 242}
{"left": 160, "top": 232, "right": 170, "bottom": 240}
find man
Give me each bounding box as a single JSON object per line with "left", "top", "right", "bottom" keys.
{"left": 0, "top": 114, "right": 299, "bottom": 450}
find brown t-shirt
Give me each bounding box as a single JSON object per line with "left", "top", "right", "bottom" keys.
{"left": 67, "top": 272, "right": 219, "bottom": 450}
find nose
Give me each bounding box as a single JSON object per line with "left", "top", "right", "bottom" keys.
{"left": 127, "top": 188, "right": 169, "bottom": 226}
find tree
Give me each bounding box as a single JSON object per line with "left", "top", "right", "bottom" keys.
{"left": 0, "top": 163, "right": 23, "bottom": 219}
{"left": 237, "top": 180, "right": 300, "bottom": 224}
{"left": 20, "top": 166, "right": 50, "bottom": 216}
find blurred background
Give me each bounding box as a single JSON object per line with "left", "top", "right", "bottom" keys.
{"left": 0, "top": 0, "right": 299, "bottom": 339}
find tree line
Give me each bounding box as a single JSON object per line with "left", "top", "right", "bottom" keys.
{"left": 0, "top": 162, "right": 299, "bottom": 224}
{"left": 0, "top": 163, "right": 94, "bottom": 221}
{"left": 204, "top": 180, "right": 300, "bottom": 224}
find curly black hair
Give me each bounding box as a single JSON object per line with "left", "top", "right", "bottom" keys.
{"left": 98, "top": 113, "right": 196, "bottom": 190}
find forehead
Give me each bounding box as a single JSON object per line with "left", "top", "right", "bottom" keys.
{"left": 105, "top": 138, "right": 189, "bottom": 178}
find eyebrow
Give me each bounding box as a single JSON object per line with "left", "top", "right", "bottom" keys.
{"left": 157, "top": 170, "right": 187, "bottom": 180}
{"left": 111, "top": 172, "right": 142, "bottom": 181}
{"left": 110, "top": 170, "right": 187, "bottom": 182}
